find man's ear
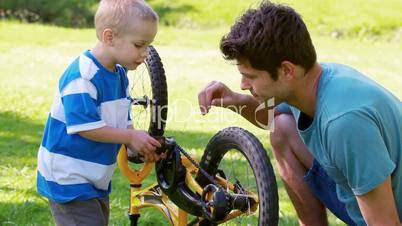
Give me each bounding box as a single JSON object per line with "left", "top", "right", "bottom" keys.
{"left": 102, "top": 28, "right": 114, "bottom": 46}
{"left": 279, "top": 61, "right": 296, "bottom": 81}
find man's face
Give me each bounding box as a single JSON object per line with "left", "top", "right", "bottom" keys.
{"left": 237, "top": 60, "right": 279, "bottom": 102}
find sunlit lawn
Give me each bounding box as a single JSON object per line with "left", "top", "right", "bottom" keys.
{"left": 0, "top": 19, "right": 400, "bottom": 225}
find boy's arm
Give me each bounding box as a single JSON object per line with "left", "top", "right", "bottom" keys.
{"left": 79, "top": 126, "right": 135, "bottom": 144}
{"left": 58, "top": 74, "right": 162, "bottom": 160}
{"left": 356, "top": 176, "right": 401, "bottom": 225}
{"left": 79, "top": 126, "right": 162, "bottom": 162}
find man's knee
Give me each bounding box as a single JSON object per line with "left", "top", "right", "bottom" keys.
{"left": 270, "top": 113, "right": 314, "bottom": 173}
{"left": 270, "top": 113, "right": 297, "bottom": 150}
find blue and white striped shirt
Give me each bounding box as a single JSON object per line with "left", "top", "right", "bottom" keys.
{"left": 37, "top": 51, "right": 131, "bottom": 203}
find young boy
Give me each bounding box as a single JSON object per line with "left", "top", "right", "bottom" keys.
{"left": 36, "top": 0, "right": 162, "bottom": 225}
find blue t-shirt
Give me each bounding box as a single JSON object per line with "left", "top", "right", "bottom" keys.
{"left": 276, "top": 63, "right": 402, "bottom": 225}
{"left": 37, "top": 51, "right": 132, "bottom": 203}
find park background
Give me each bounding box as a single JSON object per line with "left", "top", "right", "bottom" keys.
{"left": 0, "top": 0, "right": 401, "bottom": 225}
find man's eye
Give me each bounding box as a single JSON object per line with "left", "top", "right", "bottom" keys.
{"left": 134, "top": 44, "right": 143, "bottom": 48}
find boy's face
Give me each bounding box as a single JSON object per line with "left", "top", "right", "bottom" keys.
{"left": 112, "top": 19, "right": 157, "bottom": 70}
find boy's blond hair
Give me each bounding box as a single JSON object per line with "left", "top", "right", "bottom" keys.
{"left": 95, "top": 0, "right": 158, "bottom": 40}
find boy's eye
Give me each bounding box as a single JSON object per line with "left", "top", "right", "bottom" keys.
{"left": 134, "top": 43, "right": 144, "bottom": 48}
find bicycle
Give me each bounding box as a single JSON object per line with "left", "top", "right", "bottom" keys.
{"left": 117, "top": 46, "right": 279, "bottom": 226}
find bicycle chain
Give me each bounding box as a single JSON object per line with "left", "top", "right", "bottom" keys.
{"left": 175, "top": 144, "right": 227, "bottom": 192}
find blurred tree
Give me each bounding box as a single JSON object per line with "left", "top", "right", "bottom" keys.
{"left": 0, "top": 0, "right": 98, "bottom": 27}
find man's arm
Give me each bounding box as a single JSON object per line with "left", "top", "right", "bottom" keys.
{"left": 197, "top": 81, "right": 271, "bottom": 129}
{"left": 233, "top": 94, "right": 271, "bottom": 129}
{"left": 325, "top": 111, "right": 400, "bottom": 225}
{"left": 356, "top": 176, "right": 401, "bottom": 225}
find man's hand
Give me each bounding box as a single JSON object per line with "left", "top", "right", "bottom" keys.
{"left": 128, "top": 130, "right": 162, "bottom": 162}
{"left": 197, "top": 81, "right": 270, "bottom": 129}
{"left": 198, "top": 81, "right": 240, "bottom": 115}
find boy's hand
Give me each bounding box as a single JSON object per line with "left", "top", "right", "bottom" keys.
{"left": 128, "top": 130, "right": 163, "bottom": 162}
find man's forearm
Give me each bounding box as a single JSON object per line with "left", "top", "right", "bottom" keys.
{"left": 232, "top": 94, "right": 270, "bottom": 129}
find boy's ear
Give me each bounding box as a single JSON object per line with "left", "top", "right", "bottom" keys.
{"left": 102, "top": 28, "right": 114, "bottom": 46}
{"left": 278, "top": 61, "right": 296, "bottom": 81}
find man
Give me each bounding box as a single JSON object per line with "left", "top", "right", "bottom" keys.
{"left": 198, "top": 1, "right": 402, "bottom": 225}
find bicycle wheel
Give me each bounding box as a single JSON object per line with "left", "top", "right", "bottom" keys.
{"left": 196, "top": 127, "right": 279, "bottom": 226}
{"left": 127, "top": 45, "right": 168, "bottom": 136}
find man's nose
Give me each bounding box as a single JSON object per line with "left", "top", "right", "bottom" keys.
{"left": 240, "top": 77, "right": 250, "bottom": 90}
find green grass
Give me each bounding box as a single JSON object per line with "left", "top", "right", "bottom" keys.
{"left": 277, "top": 0, "right": 402, "bottom": 37}
{"left": 0, "top": 16, "right": 401, "bottom": 226}
{"left": 3, "top": 0, "right": 402, "bottom": 38}
{"left": 147, "top": 0, "right": 402, "bottom": 38}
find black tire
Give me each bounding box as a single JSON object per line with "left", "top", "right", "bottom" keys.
{"left": 128, "top": 45, "right": 167, "bottom": 136}
{"left": 196, "top": 127, "right": 279, "bottom": 226}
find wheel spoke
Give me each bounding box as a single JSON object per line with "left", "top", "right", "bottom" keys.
{"left": 197, "top": 127, "right": 278, "bottom": 226}
{"left": 128, "top": 62, "right": 152, "bottom": 131}
{"left": 216, "top": 149, "right": 259, "bottom": 225}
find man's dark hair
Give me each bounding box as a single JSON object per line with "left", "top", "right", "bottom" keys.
{"left": 220, "top": 1, "right": 316, "bottom": 80}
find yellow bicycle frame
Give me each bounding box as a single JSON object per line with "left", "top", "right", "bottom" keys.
{"left": 117, "top": 144, "right": 259, "bottom": 225}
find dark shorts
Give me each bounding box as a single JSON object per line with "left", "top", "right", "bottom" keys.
{"left": 49, "top": 196, "right": 109, "bottom": 226}
{"left": 304, "top": 159, "right": 356, "bottom": 226}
